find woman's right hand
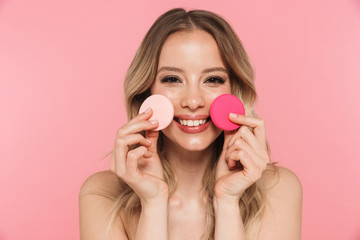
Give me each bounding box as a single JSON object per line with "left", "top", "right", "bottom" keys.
{"left": 110, "top": 108, "right": 169, "bottom": 206}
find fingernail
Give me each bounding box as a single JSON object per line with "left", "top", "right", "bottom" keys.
{"left": 145, "top": 138, "right": 152, "bottom": 145}
{"left": 145, "top": 107, "right": 151, "bottom": 114}
{"left": 150, "top": 120, "right": 158, "bottom": 125}
{"left": 229, "top": 113, "right": 237, "bottom": 118}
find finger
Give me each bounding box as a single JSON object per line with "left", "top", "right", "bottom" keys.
{"left": 126, "top": 107, "right": 154, "bottom": 126}
{"left": 126, "top": 146, "right": 151, "bottom": 178}
{"left": 115, "top": 134, "right": 151, "bottom": 176}
{"left": 227, "top": 149, "right": 257, "bottom": 173}
{"left": 228, "top": 113, "right": 267, "bottom": 148}
{"left": 229, "top": 128, "right": 270, "bottom": 165}
{"left": 116, "top": 109, "right": 159, "bottom": 137}
{"left": 228, "top": 126, "right": 263, "bottom": 152}
{"left": 116, "top": 134, "right": 152, "bottom": 149}
{"left": 218, "top": 131, "right": 237, "bottom": 174}
{"left": 226, "top": 138, "right": 265, "bottom": 169}
{"left": 222, "top": 130, "right": 236, "bottom": 151}
{"left": 117, "top": 120, "right": 159, "bottom": 138}
{"left": 145, "top": 130, "right": 159, "bottom": 154}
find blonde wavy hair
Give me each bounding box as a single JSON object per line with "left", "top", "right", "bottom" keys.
{"left": 101, "top": 8, "right": 278, "bottom": 240}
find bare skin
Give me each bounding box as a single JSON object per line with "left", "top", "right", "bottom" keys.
{"left": 79, "top": 30, "right": 302, "bottom": 240}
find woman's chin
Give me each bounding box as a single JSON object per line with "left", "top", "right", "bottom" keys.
{"left": 161, "top": 124, "right": 222, "bottom": 152}
{"left": 179, "top": 144, "right": 208, "bottom": 152}
{"left": 168, "top": 137, "right": 215, "bottom": 152}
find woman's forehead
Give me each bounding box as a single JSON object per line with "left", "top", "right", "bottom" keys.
{"left": 158, "top": 30, "right": 226, "bottom": 71}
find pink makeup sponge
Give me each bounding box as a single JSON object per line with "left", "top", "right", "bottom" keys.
{"left": 210, "top": 94, "right": 245, "bottom": 131}
{"left": 139, "top": 94, "right": 174, "bottom": 131}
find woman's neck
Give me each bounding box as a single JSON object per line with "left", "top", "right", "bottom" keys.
{"left": 162, "top": 139, "right": 214, "bottom": 202}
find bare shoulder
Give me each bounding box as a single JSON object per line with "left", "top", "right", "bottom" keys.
{"left": 79, "top": 171, "right": 128, "bottom": 240}
{"left": 261, "top": 165, "right": 302, "bottom": 196}
{"left": 258, "top": 165, "right": 303, "bottom": 239}
{"left": 79, "top": 170, "right": 123, "bottom": 198}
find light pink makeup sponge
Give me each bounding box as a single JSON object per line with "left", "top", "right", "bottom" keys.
{"left": 210, "top": 94, "right": 245, "bottom": 131}
{"left": 139, "top": 94, "right": 174, "bottom": 131}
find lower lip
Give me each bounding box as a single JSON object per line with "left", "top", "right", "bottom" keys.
{"left": 174, "top": 119, "right": 211, "bottom": 134}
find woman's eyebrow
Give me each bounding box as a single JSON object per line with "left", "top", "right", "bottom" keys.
{"left": 157, "top": 66, "right": 184, "bottom": 73}
{"left": 202, "top": 67, "right": 228, "bottom": 74}
{"left": 157, "top": 66, "right": 228, "bottom": 74}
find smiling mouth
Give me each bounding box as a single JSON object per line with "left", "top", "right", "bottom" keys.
{"left": 174, "top": 117, "right": 211, "bottom": 127}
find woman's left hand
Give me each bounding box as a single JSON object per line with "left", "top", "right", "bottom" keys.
{"left": 215, "top": 113, "right": 270, "bottom": 202}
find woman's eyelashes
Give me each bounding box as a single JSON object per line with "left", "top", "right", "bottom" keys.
{"left": 204, "top": 76, "right": 225, "bottom": 84}
{"left": 160, "top": 76, "right": 181, "bottom": 84}
{"left": 159, "top": 76, "right": 226, "bottom": 85}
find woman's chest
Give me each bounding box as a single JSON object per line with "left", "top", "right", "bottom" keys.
{"left": 168, "top": 206, "right": 207, "bottom": 240}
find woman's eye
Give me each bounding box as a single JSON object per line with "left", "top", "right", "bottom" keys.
{"left": 205, "top": 77, "right": 225, "bottom": 84}
{"left": 160, "top": 76, "right": 181, "bottom": 83}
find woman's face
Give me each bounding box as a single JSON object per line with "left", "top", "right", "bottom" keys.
{"left": 150, "top": 30, "right": 231, "bottom": 151}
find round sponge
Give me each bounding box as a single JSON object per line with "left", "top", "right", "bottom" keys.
{"left": 210, "top": 94, "right": 245, "bottom": 131}
{"left": 139, "top": 94, "right": 174, "bottom": 131}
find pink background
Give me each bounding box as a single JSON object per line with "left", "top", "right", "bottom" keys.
{"left": 1, "top": 0, "right": 360, "bottom": 239}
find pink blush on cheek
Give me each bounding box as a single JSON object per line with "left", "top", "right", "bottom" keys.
{"left": 139, "top": 94, "right": 174, "bottom": 131}
{"left": 210, "top": 94, "right": 245, "bottom": 131}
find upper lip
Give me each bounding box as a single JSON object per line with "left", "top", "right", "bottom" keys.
{"left": 174, "top": 114, "right": 209, "bottom": 120}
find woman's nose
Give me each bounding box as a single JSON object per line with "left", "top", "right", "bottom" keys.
{"left": 180, "top": 87, "right": 205, "bottom": 110}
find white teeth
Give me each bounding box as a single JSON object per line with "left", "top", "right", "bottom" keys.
{"left": 178, "top": 119, "right": 208, "bottom": 126}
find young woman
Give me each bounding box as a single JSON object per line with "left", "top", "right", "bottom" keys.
{"left": 79, "top": 8, "right": 302, "bottom": 240}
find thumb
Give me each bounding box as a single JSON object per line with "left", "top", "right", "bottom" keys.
{"left": 145, "top": 130, "right": 159, "bottom": 154}
{"left": 222, "top": 130, "right": 236, "bottom": 152}
{"left": 217, "top": 130, "right": 236, "bottom": 175}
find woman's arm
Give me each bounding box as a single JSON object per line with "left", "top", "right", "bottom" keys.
{"left": 79, "top": 109, "right": 171, "bottom": 239}
{"left": 135, "top": 199, "right": 169, "bottom": 240}
{"left": 79, "top": 170, "right": 169, "bottom": 240}
{"left": 213, "top": 196, "right": 247, "bottom": 240}
{"left": 79, "top": 171, "right": 128, "bottom": 240}
{"left": 257, "top": 166, "right": 302, "bottom": 240}
{"left": 214, "top": 114, "right": 302, "bottom": 239}
{"left": 213, "top": 167, "right": 302, "bottom": 240}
